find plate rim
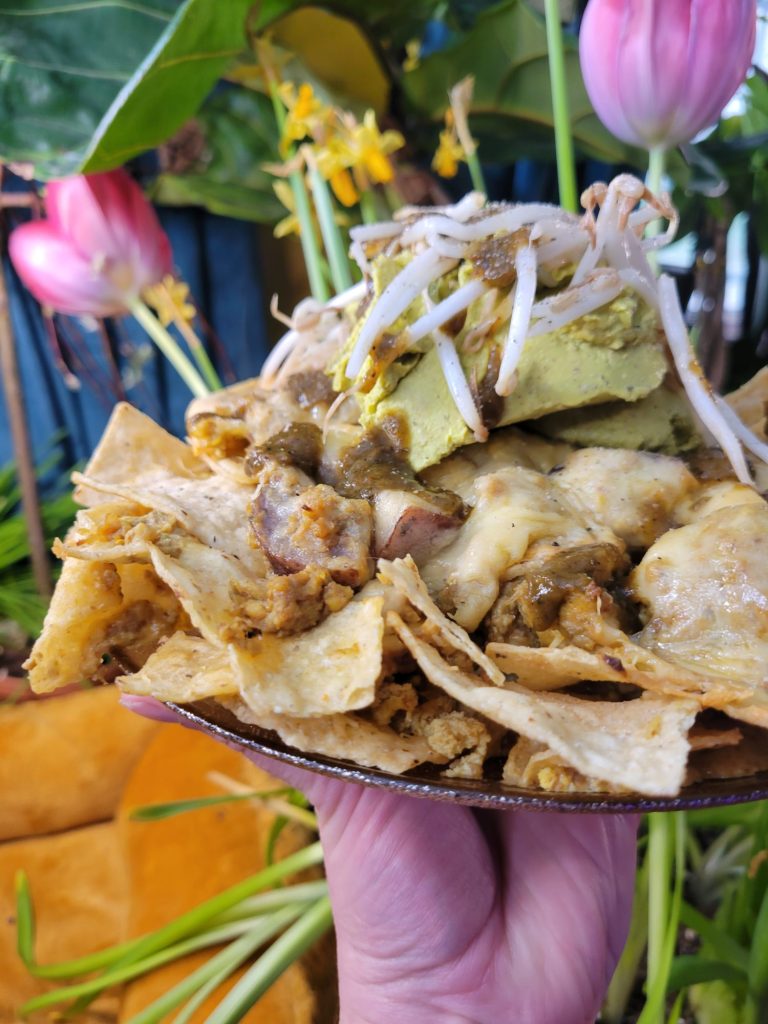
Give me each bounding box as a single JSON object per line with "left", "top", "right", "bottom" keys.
{"left": 169, "top": 701, "right": 768, "bottom": 814}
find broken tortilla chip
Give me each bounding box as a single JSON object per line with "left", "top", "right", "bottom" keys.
{"left": 70, "top": 472, "right": 267, "bottom": 576}
{"left": 233, "top": 596, "right": 384, "bottom": 716}
{"left": 73, "top": 403, "right": 205, "bottom": 506}
{"left": 117, "top": 632, "right": 238, "bottom": 701}
{"left": 377, "top": 556, "right": 504, "bottom": 685}
{"left": 392, "top": 614, "right": 698, "bottom": 796}
{"left": 26, "top": 561, "right": 182, "bottom": 693}
{"left": 221, "top": 697, "right": 438, "bottom": 774}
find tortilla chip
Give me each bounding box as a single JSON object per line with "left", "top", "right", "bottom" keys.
{"left": 377, "top": 556, "right": 505, "bottom": 685}
{"left": 26, "top": 561, "right": 183, "bottom": 693}
{"left": 74, "top": 402, "right": 204, "bottom": 505}
{"left": 233, "top": 596, "right": 384, "bottom": 716}
{"left": 57, "top": 503, "right": 171, "bottom": 563}
{"left": 502, "top": 736, "right": 625, "bottom": 794}
{"left": 70, "top": 472, "right": 267, "bottom": 576}
{"left": 486, "top": 638, "right": 717, "bottom": 705}
{"left": 222, "top": 696, "right": 438, "bottom": 774}
{"left": 148, "top": 538, "right": 256, "bottom": 647}
{"left": 118, "top": 632, "right": 238, "bottom": 701}
{"left": 392, "top": 614, "right": 698, "bottom": 796}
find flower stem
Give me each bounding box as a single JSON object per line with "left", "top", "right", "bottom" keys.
{"left": 544, "top": 0, "right": 578, "bottom": 213}
{"left": 266, "top": 80, "right": 329, "bottom": 302}
{"left": 647, "top": 146, "right": 666, "bottom": 198}
{"left": 305, "top": 156, "right": 353, "bottom": 294}
{"left": 128, "top": 299, "right": 209, "bottom": 397}
{"left": 465, "top": 148, "right": 487, "bottom": 197}
{"left": 359, "top": 188, "right": 378, "bottom": 225}
{"left": 172, "top": 310, "right": 222, "bottom": 392}
{"left": 646, "top": 146, "right": 667, "bottom": 243}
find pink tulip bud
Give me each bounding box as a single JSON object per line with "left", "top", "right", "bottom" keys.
{"left": 579, "top": 0, "right": 756, "bottom": 149}
{"left": 9, "top": 169, "right": 173, "bottom": 318}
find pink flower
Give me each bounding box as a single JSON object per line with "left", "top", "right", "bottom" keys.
{"left": 579, "top": 0, "right": 756, "bottom": 149}
{"left": 9, "top": 169, "right": 173, "bottom": 318}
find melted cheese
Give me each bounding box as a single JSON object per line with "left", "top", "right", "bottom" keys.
{"left": 557, "top": 447, "right": 698, "bottom": 549}
{"left": 632, "top": 502, "right": 768, "bottom": 685}
{"left": 421, "top": 466, "right": 619, "bottom": 630}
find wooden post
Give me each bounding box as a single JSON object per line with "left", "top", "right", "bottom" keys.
{"left": 0, "top": 252, "right": 51, "bottom": 598}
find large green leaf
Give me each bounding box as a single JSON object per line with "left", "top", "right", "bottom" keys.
{"left": 0, "top": 0, "right": 253, "bottom": 178}
{"left": 151, "top": 87, "right": 283, "bottom": 223}
{"left": 402, "top": 0, "right": 638, "bottom": 166}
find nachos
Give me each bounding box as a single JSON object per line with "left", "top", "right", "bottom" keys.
{"left": 26, "top": 177, "right": 768, "bottom": 798}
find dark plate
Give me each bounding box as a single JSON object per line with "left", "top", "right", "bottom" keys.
{"left": 170, "top": 700, "right": 768, "bottom": 814}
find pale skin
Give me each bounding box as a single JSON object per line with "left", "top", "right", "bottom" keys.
{"left": 124, "top": 696, "right": 638, "bottom": 1024}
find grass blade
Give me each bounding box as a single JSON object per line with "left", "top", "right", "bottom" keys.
{"left": 680, "top": 902, "right": 750, "bottom": 968}
{"left": 124, "top": 906, "right": 303, "bottom": 1024}
{"left": 14, "top": 871, "right": 35, "bottom": 969}
{"left": 205, "top": 897, "right": 333, "bottom": 1024}
{"left": 129, "top": 789, "right": 297, "bottom": 821}
{"left": 668, "top": 956, "right": 747, "bottom": 992}
{"left": 27, "top": 841, "right": 323, "bottom": 980}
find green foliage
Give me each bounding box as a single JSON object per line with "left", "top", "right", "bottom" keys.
{"left": 254, "top": 0, "right": 444, "bottom": 50}
{"left": 0, "top": 0, "right": 253, "bottom": 179}
{"left": 402, "top": 0, "right": 638, "bottom": 165}
{"left": 0, "top": 456, "right": 76, "bottom": 639}
{"left": 152, "top": 87, "right": 283, "bottom": 223}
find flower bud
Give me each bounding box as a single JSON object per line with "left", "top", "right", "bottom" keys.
{"left": 10, "top": 169, "right": 172, "bottom": 317}
{"left": 579, "top": 0, "right": 756, "bottom": 149}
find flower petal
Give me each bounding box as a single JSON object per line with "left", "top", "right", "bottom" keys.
{"left": 9, "top": 220, "right": 126, "bottom": 317}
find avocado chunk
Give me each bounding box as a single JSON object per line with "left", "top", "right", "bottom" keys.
{"left": 534, "top": 384, "right": 700, "bottom": 454}
{"left": 361, "top": 291, "right": 667, "bottom": 471}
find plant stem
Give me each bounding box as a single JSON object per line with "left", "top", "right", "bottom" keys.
{"left": 123, "top": 907, "right": 302, "bottom": 1024}
{"left": 646, "top": 146, "right": 667, "bottom": 242}
{"left": 29, "top": 841, "right": 324, "bottom": 980}
{"left": 602, "top": 851, "right": 650, "bottom": 1023}
{"left": 306, "top": 159, "right": 353, "bottom": 294}
{"left": 205, "top": 897, "right": 333, "bottom": 1024}
{"left": 171, "top": 309, "right": 222, "bottom": 392}
{"left": 359, "top": 188, "right": 378, "bottom": 225}
{"left": 128, "top": 299, "right": 209, "bottom": 398}
{"left": 645, "top": 813, "right": 672, "bottom": 1024}
{"left": 544, "top": 0, "right": 578, "bottom": 213}
{"left": 266, "top": 80, "right": 329, "bottom": 302}
{"left": 647, "top": 146, "right": 666, "bottom": 199}
{"left": 465, "top": 148, "right": 487, "bottom": 196}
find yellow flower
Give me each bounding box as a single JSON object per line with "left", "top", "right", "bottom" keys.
{"left": 315, "top": 136, "right": 359, "bottom": 206}
{"left": 272, "top": 180, "right": 300, "bottom": 238}
{"left": 279, "top": 82, "right": 327, "bottom": 155}
{"left": 351, "top": 110, "right": 404, "bottom": 186}
{"left": 432, "top": 125, "right": 466, "bottom": 179}
{"left": 143, "top": 276, "right": 196, "bottom": 326}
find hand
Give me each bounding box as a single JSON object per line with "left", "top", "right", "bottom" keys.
{"left": 124, "top": 697, "right": 638, "bottom": 1024}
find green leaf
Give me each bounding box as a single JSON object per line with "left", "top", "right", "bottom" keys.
{"left": 0, "top": 0, "right": 254, "bottom": 179}
{"left": 402, "top": 0, "right": 640, "bottom": 166}
{"left": 129, "top": 787, "right": 296, "bottom": 820}
{"left": 680, "top": 901, "right": 751, "bottom": 969}
{"left": 15, "top": 871, "right": 36, "bottom": 969}
{"left": 747, "top": 883, "right": 768, "bottom": 1000}
{"left": 152, "top": 87, "right": 283, "bottom": 223}
{"left": 204, "top": 896, "right": 333, "bottom": 1024}
{"left": 668, "top": 956, "right": 747, "bottom": 992}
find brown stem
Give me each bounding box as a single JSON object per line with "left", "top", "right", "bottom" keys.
{"left": 0, "top": 256, "right": 51, "bottom": 598}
